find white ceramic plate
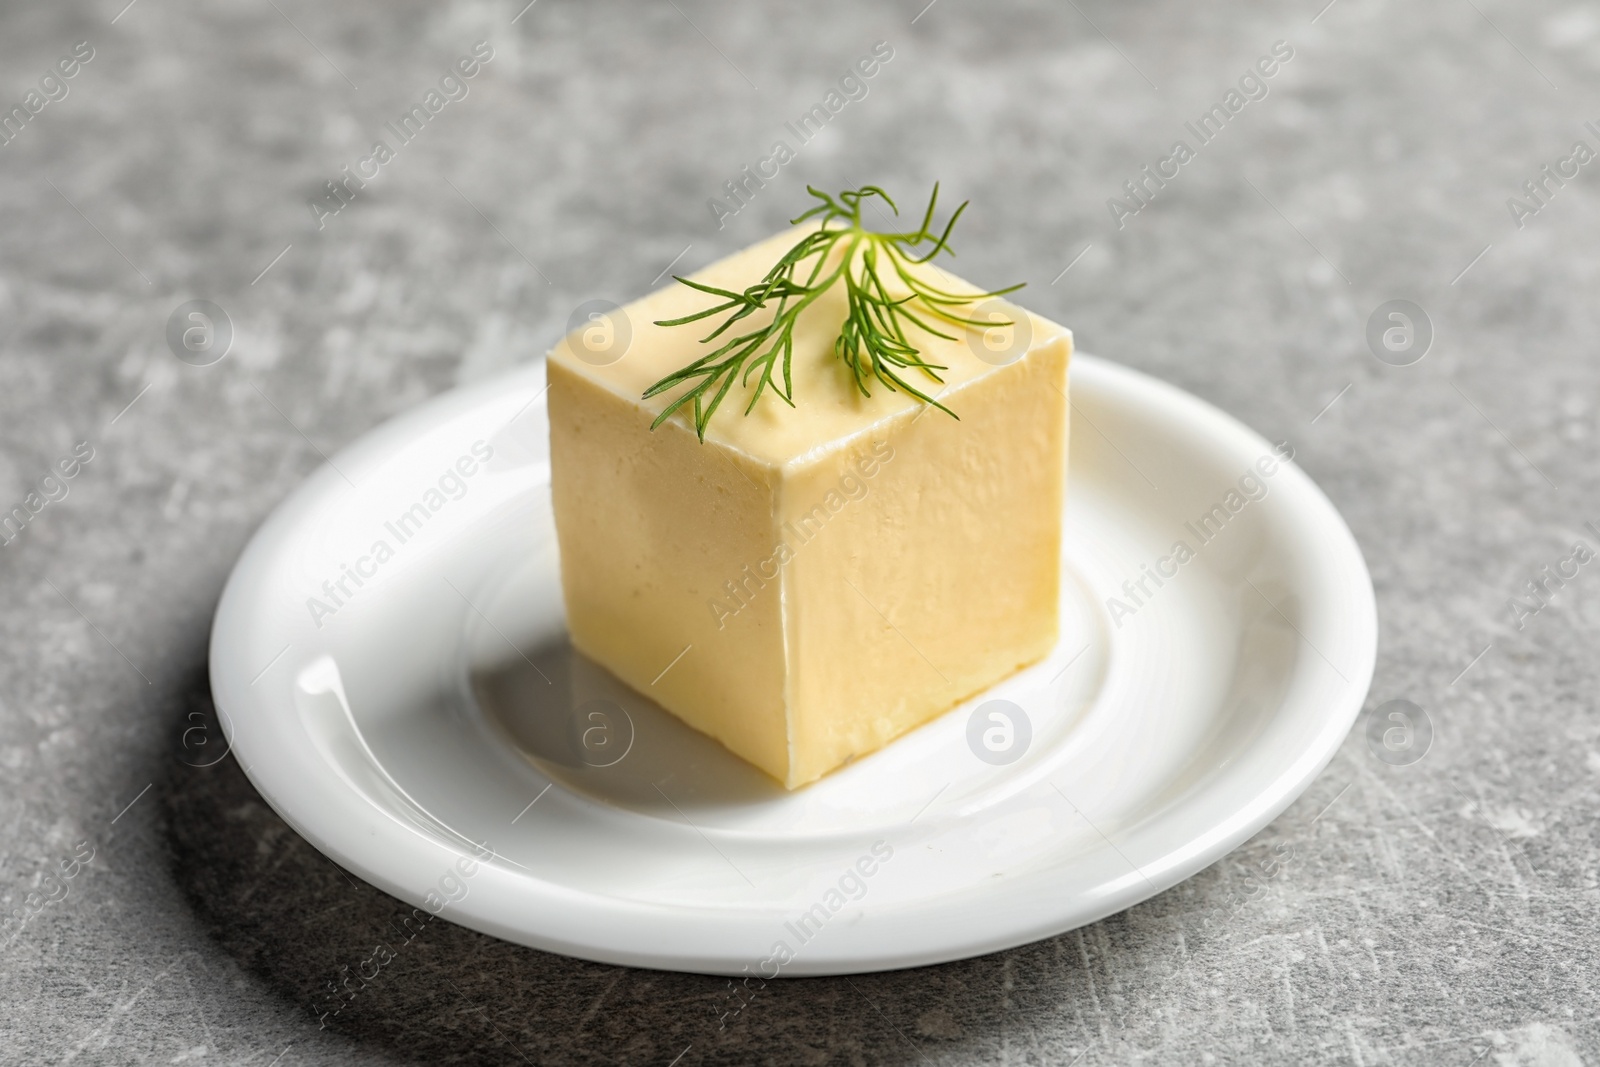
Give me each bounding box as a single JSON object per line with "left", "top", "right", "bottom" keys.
{"left": 210, "top": 354, "right": 1376, "bottom": 976}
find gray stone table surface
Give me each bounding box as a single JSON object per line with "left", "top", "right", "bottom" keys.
{"left": 2, "top": 0, "right": 1599, "bottom": 1063}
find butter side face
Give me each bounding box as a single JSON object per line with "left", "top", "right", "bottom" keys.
{"left": 548, "top": 230, "right": 1071, "bottom": 788}
{"left": 780, "top": 339, "right": 1068, "bottom": 786}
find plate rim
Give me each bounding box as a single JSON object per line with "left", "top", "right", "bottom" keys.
{"left": 210, "top": 353, "right": 1378, "bottom": 976}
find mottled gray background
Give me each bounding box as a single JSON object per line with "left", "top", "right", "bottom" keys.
{"left": 2, "top": 0, "right": 1597, "bottom": 1063}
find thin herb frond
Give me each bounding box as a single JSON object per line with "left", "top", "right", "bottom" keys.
{"left": 642, "top": 184, "right": 1024, "bottom": 441}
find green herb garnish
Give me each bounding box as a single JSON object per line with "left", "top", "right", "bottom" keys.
{"left": 643, "top": 184, "right": 1024, "bottom": 441}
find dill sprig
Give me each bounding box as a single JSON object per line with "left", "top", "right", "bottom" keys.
{"left": 642, "top": 184, "right": 1024, "bottom": 441}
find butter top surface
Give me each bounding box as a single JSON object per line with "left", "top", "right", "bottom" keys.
{"left": 547, "top": 226, "right": 1070, "bottom": 468}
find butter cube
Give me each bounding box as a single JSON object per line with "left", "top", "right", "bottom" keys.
{"left": 548, "top": 229, "right": 1070, "bottom": 788}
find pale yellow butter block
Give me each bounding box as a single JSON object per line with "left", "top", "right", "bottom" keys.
{"left": 547, "top": 228, "right": 1070, "bottom": 789}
